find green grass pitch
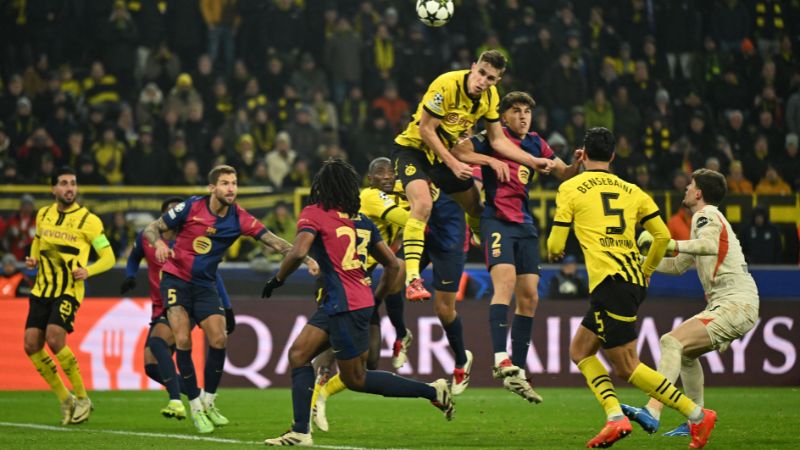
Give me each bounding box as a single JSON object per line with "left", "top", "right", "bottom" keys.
{"left": 0, "top": 387, "right": 797, "bottom": 449}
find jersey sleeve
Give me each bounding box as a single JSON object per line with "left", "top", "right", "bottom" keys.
{"left": 636, "top": 191, "right": 662, "bottom": 226}
{"left": 552, "top": 185, "right": 574, "bottom": 226}
{"left": 296, "top": 207, "right": 320, "bottom": 235}
{"left": 484, "top": 86, "right": 500, "bottom": 122}
{"left": 238, "top": 206, "right": 267, "bottom": 239}
{"left": 676, "top": 210, "right": 723, "bottom": 256}
{"left": 470, "top": 130, "right": 491, "bottom": 155}
{"left": 421, "top": 74, "right": 451, "bottom": 119}
{"left": 85, "top": 214, "right": 111, "bottom": 250}
{"left": 125, "top": 231, "right": 145, "bottom": 278}
{"left": 162, "top": 197, "right": 193, "bottom": 229}
{"left": 537, "top": 135, "right": 556, "bottom": 159}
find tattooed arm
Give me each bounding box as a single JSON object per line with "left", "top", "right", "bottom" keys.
{"left": 143, "top": 217, "right": 174, "bottom": 263}
{"left": 259, "top": 230, "right": 320, "bottom": 275}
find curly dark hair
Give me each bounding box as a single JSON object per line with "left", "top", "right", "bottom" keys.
{"left": 310, "top": 158, "right": 361, "bottom": 216}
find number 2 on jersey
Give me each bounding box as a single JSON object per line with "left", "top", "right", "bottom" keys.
{"left": 600, "top": 192, "right": 626, "bottom": 235}
{"left": 336, "top": 226, "right": 370, "bottom": 271}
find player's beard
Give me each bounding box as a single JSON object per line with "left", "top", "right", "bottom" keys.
{"left": 57, "top": 193, "right": 75, "bottom": 207}
{"left": 216, "top": 192, "right": 235, "bottom": 206}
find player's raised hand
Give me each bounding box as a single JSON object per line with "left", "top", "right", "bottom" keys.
{"left": 154, "top": 240, "right": 174, "bottom": 263}
{"left": 120, "top": 277, "right": 136, "bottom": 294}
{"left": 261, "top": 275, "right": 284, "bottom": 298}
{"left": 25, "top": 256, "right": 38, "bottom": 269}
{"left": 487, "top": 158, "right": 510, "bottom": 182}
{"left": 572, "top": 148, "right": 586, "bottom": 164}
{"left": 447, "top": 159, "right": 474, "bottom": 180}
{"left": 533, "top": 157, "right": 556, "bottom": 174}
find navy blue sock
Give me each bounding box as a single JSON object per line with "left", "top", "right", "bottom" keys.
{"left": 149, "top": 337, "right": 181, "bottom": 400}
{"left": 144, "top": 363, "right": 162, "bottom": 384}
{"left": 489, "top": 304, "right": 509, "bottom": 354}
{"left": 443, "top": 315, "right": 467, "bottom": 367}
{"left": 385, "top": 292, "right": 407, "bottom": 340}
{"left": 204, "top": 346, "right": 226, "bottom": 395}
{"left": 363, "top": 370, "right": 436, "bottom": 400}
{"left": 171, "top": 345, "right": 188, "bottom": 396}
{"left": 511, "top": 314, "right": 533, "bottom": 369}
{"left": 290, "top": 366, "right": 315, "bottom": 433}
{"left": 175, "top": 348, "right": 201, "bottom": 400}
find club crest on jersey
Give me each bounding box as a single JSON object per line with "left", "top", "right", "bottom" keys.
{"left": 493, "top": 248, "right": 501, "bottom": 257}
{"left": 405, "top": 164, "right": 416, "bottom": 176}
{"left": 518, "top": 166, "right": 530, "bottom": 184}
{"left": 205, "top": 227, "right": 217, "bottom": 235}
{"left": 192, "top": 236, "right": 212, "bottom": 254}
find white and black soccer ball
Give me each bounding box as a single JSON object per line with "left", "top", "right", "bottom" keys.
{"left": 416, "top": 0, "right": 454, "bottom": 28}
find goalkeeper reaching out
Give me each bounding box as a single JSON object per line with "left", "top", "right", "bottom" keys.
{"left": 623, "top": 169, "right": 759, "bottom": 438}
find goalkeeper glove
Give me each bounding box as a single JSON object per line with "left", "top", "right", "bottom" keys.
{"left": 637, "top": 231, "right": 654, "bottom": 256}
{"left": 120, "top": 277, "right": 136, "bottom": 294}
{"left": 261, "top": 275, "right": 284, "bottom": 298}
{"left": 666, "top": 239, "right": 678, "bottom": 257}
{"left": 225, "top": 308, "right": 236, "bottom": 334}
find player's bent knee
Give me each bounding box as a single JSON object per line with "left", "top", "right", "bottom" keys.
{"left": 288, "top": 346, "right": 311, "bottom": 369}
{"left": 23, "top": 340, "right": 42, "bottom": 356}
{"left": 208, "top": 334, "right": 227, "bottom": 349}
{"left": 339, "top": 370, "right": 366, "bottom": 392}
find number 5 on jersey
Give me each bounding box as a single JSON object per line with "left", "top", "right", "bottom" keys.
{"left": 167, "top": 288, "right": 177, "bottom": 305}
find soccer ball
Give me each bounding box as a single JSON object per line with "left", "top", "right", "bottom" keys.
{"left": 416, "top": 0, "right": 454, "bottom": 27}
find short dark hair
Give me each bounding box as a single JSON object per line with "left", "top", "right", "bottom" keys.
{"left": 208, "top": 165, "right": 237, "bottom": 185}
{"left": 499, "top": 91, "right": 536, "bottom": 114}
{"left": 478, "top": 50, "right": 507, "bottom": 72}
{"left": 51, "top": 166, "right": 76, "bottom": 186}
{"left": 583, "top": 127, "right": 615, "bottom": 162}
{"left": 368, "top": 157, "right": 392, "bottom": 175}
{"left": 161, "top": 196, "right": 184, "bottom": 213}
{"left": 691, "top": 168, "right": 727, "bottom": 206}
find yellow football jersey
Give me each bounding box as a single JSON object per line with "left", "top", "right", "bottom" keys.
{"left": 395, "top": 69, "right": 500, "bottom": 163}
{"left": 551, "top": 170, "right": 661, "bottom": 292}
{"left": 30, "top": 203, "right": 109, "bottom": 302}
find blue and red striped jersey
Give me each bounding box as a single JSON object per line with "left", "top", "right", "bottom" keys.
{"left": 471, "top": 128, "right": 555, "bottom": 225}
{"left": 297, "top": 204, "right": 381, "bottom": 315}
{"left": 161, "top": 196, "right": 266, "bottom": 287}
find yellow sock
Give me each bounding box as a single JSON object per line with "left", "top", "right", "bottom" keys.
{"left": 322, "top": 373, "right": 347, "bottom": 398}
{"left": 577, "top": 356, "right": 622, "bottom": 419}
{"left": 311, "top": 373, "right": 348, "bottom": 409}
{"left": 55, "top": 346, "right": 87, "bottom": 399}
{"left": 29, "top": 349, "right": 70, "bottom": 402}
{"left": 628, "top": 363, "right": 698, "bottom": 417}
{"left": 465, "top": 213, "right": 481, "bottom": 236}
{"left": 403, "top": 218, "right": 426, "bottom": 284}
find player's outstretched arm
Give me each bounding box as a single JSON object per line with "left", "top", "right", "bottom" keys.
{"left": 637, "top": 230, "right": 695, "bottom": 275}
{"left": 547, "top": 187, "right": 572, "bottom": 261}
{"left": 551, "top": 149, "right": 585, "bottom": 181}
{"left": 485, "top": 121, "right": 555, "bottom": 174}
{"left": 261, "top": 231, "right": 315, "bottom": 298}
{"left": 121, "top": 232, "right": 146, "bottom": 293}
{"left": 143, "top": 217, "right": 173, "bottom": 263}
{"left": 369, "top": 241, "right": 401, "bottom": 301}
{"left": 451, "top": 137, "right": 510, "bottom": 182}
{"left": 640, "top": 216, "right": 671, "bottom": 278}
{"left": 259, "top": 230, "right": 319, "bottom": 275}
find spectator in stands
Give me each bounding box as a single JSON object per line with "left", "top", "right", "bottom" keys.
{"left": 143, "top": 42, "right": 182, "bottom": 94}
{"left": 0, "top": 160, "right": 23, "bottom": 184}
{"left": 634, "top": 164, "right": 655, "bottom": 190}
{"left": 371, "top": 82, "right": 408, "bottom": 134}
{"left": 285, "top": 106, "right": 321, "bottom": 163}
{"left": 563, "top": 106, "right": 587, "bottom": 151}
{"left": 266, "top": 131, "right": 296, "bottom": 188}
{"left": 92, "top": 127, "right": 125, "bottom": 185}
{"left": 709, "top": 0, "right": 750, "bottom": 54}
{"left": 124, "top": 125, "right": 165, "bottom": 185}
{"left": 251, "top": 107, "right": 276, "bottom": 155}
{"left": 16, "top": 127, "right": 62, "bottom": 179}
{"left": 755, "top": 164, "right": 792, "bottom": 195}
{"left": 544, "top": 52, "right": 587, "bottom": 130}
{"left": 282, "top": 158, "right": 311, "bottom": 188}
{"left": 743, "top": 135, "right": 774, "bottom": 184}
{"left": 0, "top": 74, "right": 25, "bottom": 122}
{"left": 200, "top": 0, "right": 238, "bottom": 76}
{"left": 108, "top": 210, "right": 133, "bottom": 260}
{"left": 612, "top": 86, "right": 641, "bottom": 144}
{"left": 290, "top": 52, "right": 328, "bottom": 102}
{"left": 547, "top": 255, "right": 589, "bottom": 300}
{"left": 0, "top": 253, "right": 32, "bottom": 299}
{"left": 325, "top": 16, "right": 363, "bottom": 103}
{"left": 727, "top": 160, "right": 754, "bottom": 194}
{"left": 261, "top": 55, "right": 289, "bottom": 103}
{"left": 77, "top": 154, "right": 108, "bottom": 185}
{"left": 780, "top": 133, "right": 799, "bottom": 190}
{"left": 8, "top": 97, "right": 38, "bottom": 150}
{"left": 136, "top": 82, "right": 164, "bottom": 127}
{"left": 178, "top": 157, "right": 204, "bottom": 186}
{"left": 741, "top": 206, "right": 783, "bottom": 264}
{"left": 668, "top": 204, "right": 693, "bottom": 241}
{"left": 364, "top": 20, "right": 397, "bottom": 98}
{"left": 3, "top": 195, "right": 36, "bottom": 261}
{"left": 584, "top": 87, "right": 613, "bottom": 131}
{"left": 308, "top": 88, "right": 339, "bottom": 133}
{"left": 262, "top": 202, "right": 296, "bottom": 261}
{"left": 83, "top": 61, "right": 121, "bottom": 108}
{"left": 100, "top": 1, "right": 139, "bottom": 101}
{"left": 165, "top": 73, "right": 203, "bottom": 122}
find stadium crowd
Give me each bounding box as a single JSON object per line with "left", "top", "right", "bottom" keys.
{"left": 0, "top": 0, "right": 798, "bottom": 264}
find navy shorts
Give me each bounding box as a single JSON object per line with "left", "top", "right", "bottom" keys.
{"left": 481, "top": 217, "right": 541, "bottom": 274}
{"left": 160, "top": 272, "right": 224, "bottom": 323}
{"left": 581, "top": 276, "right": 646, "bottom": 349}
{"left": 420, "top": 245, "right": 466, "bottom": 293}
{"left": 308, "top": 307, "right": 373, "bottom": 360}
